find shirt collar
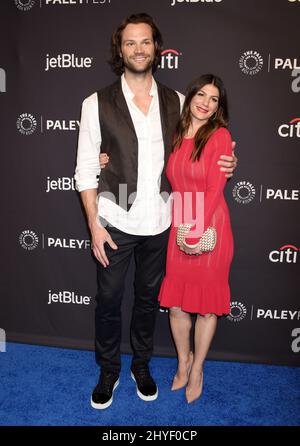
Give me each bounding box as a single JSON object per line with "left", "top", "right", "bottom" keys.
{"left": 121, "top": 73, "right": 158, "bottom": 100}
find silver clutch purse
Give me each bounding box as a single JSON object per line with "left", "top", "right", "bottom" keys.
{"left": 176, "top": 224, "right": 217, "bottom": 252}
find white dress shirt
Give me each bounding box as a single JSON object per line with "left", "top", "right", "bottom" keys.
{"left": 74, "top": 75, "right": 184, "bottom": 236}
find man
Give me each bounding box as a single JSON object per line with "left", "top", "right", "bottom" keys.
{"left": 74, "top": 13, "right": 237, "bottom": 410}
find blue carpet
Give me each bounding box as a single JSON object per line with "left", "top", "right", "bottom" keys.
{"left": 0, "top": 343, "right": 299, "bottom": 426}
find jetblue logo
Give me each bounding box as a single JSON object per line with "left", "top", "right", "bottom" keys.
{"left": 46, "top": 176, "right": 76, "bottom": 192}
{"left": 0, "top": 68, "right": 6, "bottom": 93}
{"left": 45, "top": 53, "right": 93, "bottom": 71}
{"left": 48, "top": 290, "right": 92, "bottom": 306}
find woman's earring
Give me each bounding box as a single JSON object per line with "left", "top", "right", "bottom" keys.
{"left": 212, "top": 111, "right": 218, "bottom": 121}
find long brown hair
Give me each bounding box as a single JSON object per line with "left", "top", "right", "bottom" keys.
{"left": 173, "top": 74, "right": 229, "bottom": 161}
{"left": 108, "top": 13, "right": 163, "bottom": 76}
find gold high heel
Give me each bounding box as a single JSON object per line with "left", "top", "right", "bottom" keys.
{"left": 185, "top": 370, "right": 203, "bottom": 404}
{"left": 171, "top": 351, "right": 193, "bottom": 391}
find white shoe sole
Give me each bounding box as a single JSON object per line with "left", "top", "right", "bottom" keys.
{"left": 131, "top": 372, "right": 158, "bottom": 401}
{"left": 91, "top": 378, "right": 120, "bottom": 410}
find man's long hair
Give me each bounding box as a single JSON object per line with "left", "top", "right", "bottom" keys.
{"left": 108, "top": 13, "right": 163, "bottom": 76}
{"left": 173, "top": 74, "right": 229, "bottom": 162}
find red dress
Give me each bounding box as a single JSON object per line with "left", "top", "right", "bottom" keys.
{"left": 158, "top": 128, "right": 234, "bottom": 315}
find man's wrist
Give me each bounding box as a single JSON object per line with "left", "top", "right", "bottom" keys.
{"left": 89, "top": 215, "right": 103, "bottom": 232}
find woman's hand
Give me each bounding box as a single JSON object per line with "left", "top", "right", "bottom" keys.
{"left": 218, "top": 141, "right": 238, "bottom": 178}
{"left": 99, "top": 153, "right": 109, "bottom": 169}
{"left": 180, "top": 244, "right": 202, "bottom": 256}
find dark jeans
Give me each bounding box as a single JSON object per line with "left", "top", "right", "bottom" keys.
{"left": 95, "top": 224, "right": 170, "bottom": 374}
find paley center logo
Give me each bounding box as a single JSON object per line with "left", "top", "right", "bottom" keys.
{"left": 278, "top": 118, "right": 300, "bottom": 138}
{"left": 171, "top": 0, "right": 223, "bottom": 6}
{"left": 17, "top": 113, "right": 79, "bottom": 134}
{"left": 15, "top": 0, "right": 36, "bottom": 11}
{"left": 255, "top": 307, "right": 300, "bottom": 321}
{"left": 19, "top": 230, "right": 90, "bottom": 250}
{"left": 0, "top": 68, "right": 6, "bottom": 93}
{"left": 16, "top": 113, "right": 38, "bottom": 135}
{"left": 45, "top": 53, "right": 93, "bottom": 71}
{"left": 227, "top": 301, "right": 247, "bottom": 322}
{"left": 19, "top": 230, "right": 39, "bottom": 250}
{"left": 16, "top": 0, "right": 111, "bottom": 9}
{"left": 273, "top": 57, "right": 300, "bottom": 71}
{"left": 239, "top": 50, "right": 263, "bottom": 76}
{"left": 159, "top": 49, "right": 182, "bottom": 70}
{"left": 269, "top": 244, "right": 299, "bottom": 264}
{"left": 48, "top": 290, "right": 92, "bottom": 306}
{"left": 43, "top": 0, "right": 111, "bottom": 5}
{"left": 232, "top": 181, "right": 256, "bottom": 204}
{"left": 264, "top": 187, "right": 299, "bottom": 201}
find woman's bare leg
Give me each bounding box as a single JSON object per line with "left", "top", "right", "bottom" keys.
{"left": 169, "top": 307, "right": 193, "bottom": 390}
{"left": 186, "top": 313, "right": 217, "bottom": 403}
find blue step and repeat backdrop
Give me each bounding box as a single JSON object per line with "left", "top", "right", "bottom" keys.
{"left": 0, "top": 0, "right": 299, "bottom": 366}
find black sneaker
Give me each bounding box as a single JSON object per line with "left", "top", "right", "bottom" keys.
{"left": 131, "top": 363, "right": 158, "bottom": 401}
{"left": 91, "top": 370, "right": 120, "bottom": 410}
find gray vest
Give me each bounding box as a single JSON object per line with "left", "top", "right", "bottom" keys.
{"left": 96, "top": 79, "right": 181, "bottom": 211}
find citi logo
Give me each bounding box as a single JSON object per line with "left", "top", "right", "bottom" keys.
{"left": 48, "top": 290, "right": 92, "bottom": 306}
{"left": 274, "top": 58, "right": 300, "bottom": 70}
{"left": 269, "top": 245, "right": 298, "bottom": 264}
{"left": 46, "top": 176, "right": 76, "bottom": 192}
{"left": 171, "top": 0, "right": 223, "bottom": 6}
{"left": 159, "top": 49, "right": 182, "bottom": 70}
{"left": 278, "top": 118, "right": 300, "bottom": 138}
{"left": 0, "top": 68, "right": 6, "bottom": 93}
{"left": 45, "top": 54, "right": 93, "bottom": 71}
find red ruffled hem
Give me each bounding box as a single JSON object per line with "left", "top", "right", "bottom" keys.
{"left": 158, "top": 275, "right": 230, "bottom": 315}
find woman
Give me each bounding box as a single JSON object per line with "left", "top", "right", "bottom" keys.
{"left": 157, "top": 74, "right": 234, "bottom": 404}
{"left": 99, "top": 74, "right": 234, "bottom": 404}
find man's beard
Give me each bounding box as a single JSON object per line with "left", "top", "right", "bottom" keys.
{"left": 123, "top": 56, "right": 154, "bottom": 74}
